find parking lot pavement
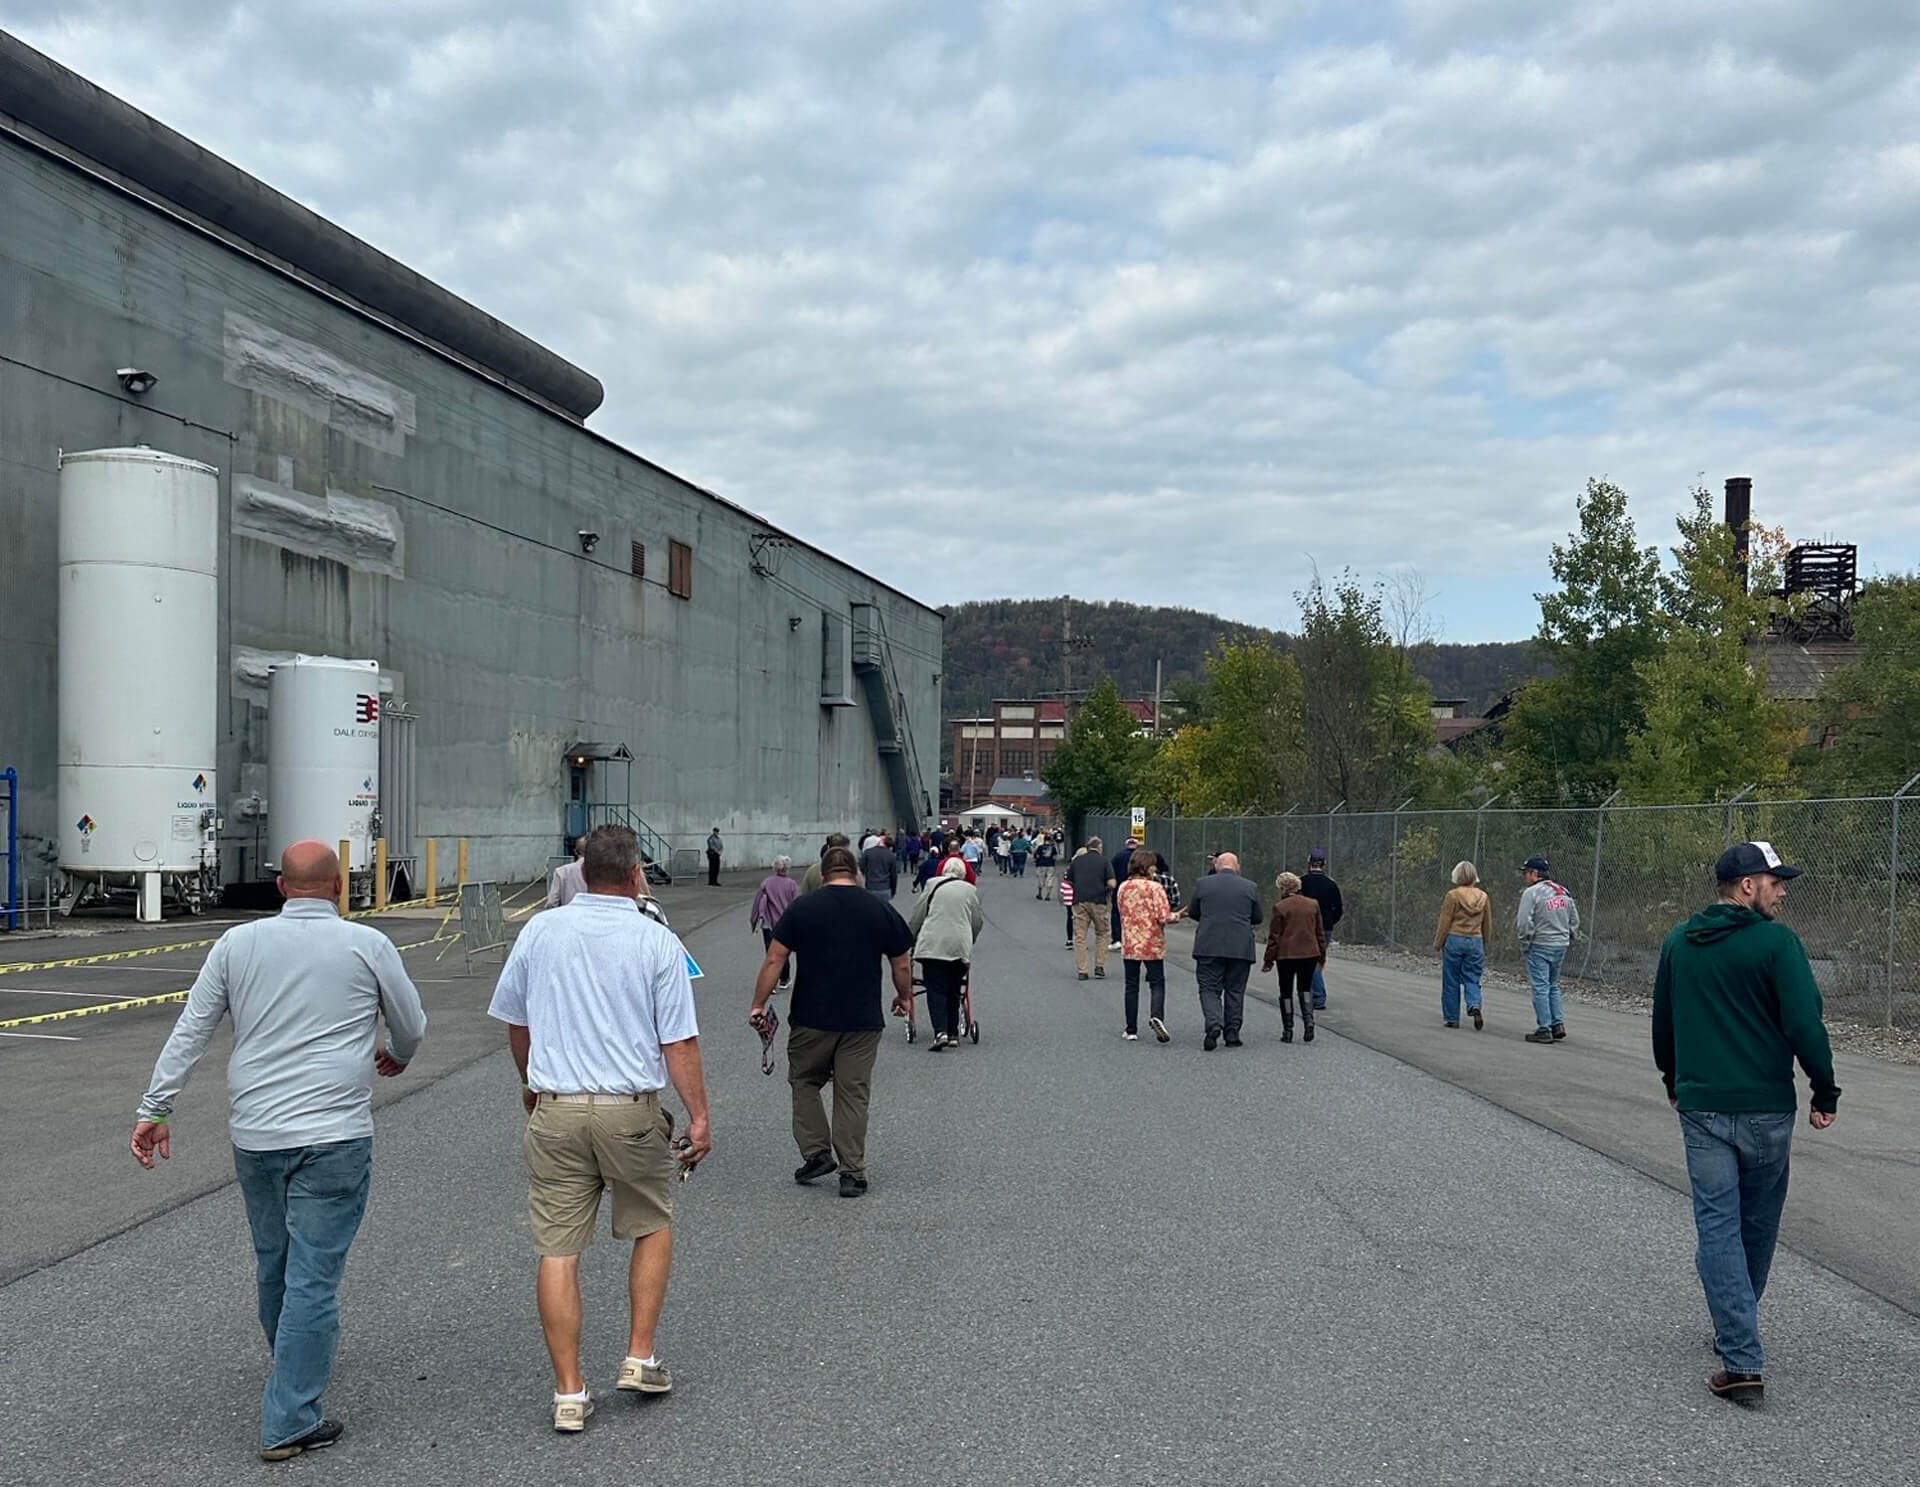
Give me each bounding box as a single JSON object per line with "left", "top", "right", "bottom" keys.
{"left": 2, "top": 869, "right": 1915, "bottom": 1486}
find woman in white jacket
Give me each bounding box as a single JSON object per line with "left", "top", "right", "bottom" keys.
{"left": 905, "top": 858, "right": 986, "bottom": 1050}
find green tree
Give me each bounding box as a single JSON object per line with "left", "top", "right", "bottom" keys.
{"left": 1294, "top": 573, "right": 1436, "bottom": 808}
{"left": 1138, "top": 641, "right": 1306, "bottom": 813}
{"left": 1503, "top": 478, "right": 1661, "bottom": 801}
{"left": 1041, "top": 678, "right": 1152, "bottom": 828}
{"left": 1801, "top": 577, "right": 1920, "bottom": 788}
{"left": 1621, "top": 487, "right": 1801, "bottom": 801}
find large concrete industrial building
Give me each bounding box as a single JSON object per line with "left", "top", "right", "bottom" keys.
{"left": 0, "top": 32, "right": 940, "bottom": 907}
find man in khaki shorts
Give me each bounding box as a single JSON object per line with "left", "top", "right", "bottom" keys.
{"left": 488, "top": 826, "right": 712, "bottom": 1434}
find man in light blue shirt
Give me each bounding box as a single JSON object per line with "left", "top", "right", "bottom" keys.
{"left": 131, "top": 840, "right": 426, "bottom": 1461}
{"left": 488, "top": 825, "right": 711, "bottom": 1434}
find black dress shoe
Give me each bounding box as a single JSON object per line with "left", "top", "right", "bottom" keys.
{"left": 1203, "top": 1028, "right": 1220, "bottom": 1051}
{"left": 1302, "top": 1024, "right": 1314, "bottom": 1043}
{"left": 794, "top": 1151, "right": 837, "bottom": 1184}
{"left": 838, "top": 1173, "right": 869, "bottom": 1199}
{"left": 260, "top": 1419, "right": 344, "bottom": 1462}
{"left": 1223, "top": 1036, "right": 1243, "bottom": 1047}
{"left": 1709, "top": 1370, "right": 1764, "bottom": 1404}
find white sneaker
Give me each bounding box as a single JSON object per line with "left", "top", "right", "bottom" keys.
{"left": 1149, "top": 1016, "right": 1171, "bottom": 1043}
{"left": 553, "top": 1390, "right": 595, "bottom": 1433}
{"left": 617, "top": 1356, "right": 672, "bottom": 1394}
{"left": 1122, "top": 1031, "right": 1139, "bottom": 1041}
{"left": 1108, "top": 940, "right": 1122, "bottom": 951}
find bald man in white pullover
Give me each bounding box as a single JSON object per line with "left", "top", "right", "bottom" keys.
{"left": 131, "top": 840, "right": 426, "bottom": 1462}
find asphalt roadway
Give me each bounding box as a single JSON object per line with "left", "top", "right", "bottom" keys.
{"left": 1, "top": 868, "right": 1916, "bottom": 1486}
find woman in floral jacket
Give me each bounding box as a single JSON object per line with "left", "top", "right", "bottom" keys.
{"left": 1117, "top": 848, "right": 1181, "bottom": 1043}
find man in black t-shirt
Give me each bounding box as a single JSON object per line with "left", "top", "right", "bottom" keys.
{"left": 750, "top": 846, "right": 913, "bottom": 1198}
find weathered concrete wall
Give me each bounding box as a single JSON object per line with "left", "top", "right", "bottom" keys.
{"left": 0, "top": 135, "right": 942, "bottom": 883}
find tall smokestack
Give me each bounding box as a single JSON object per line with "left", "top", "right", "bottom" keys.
{"left": 1724, "top": 476, "right": 1752, "bottom": 592}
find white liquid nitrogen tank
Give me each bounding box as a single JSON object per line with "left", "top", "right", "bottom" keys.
{"left": 58, "top": 448, "right": 220, "bottom": 902}
{"left": 268, "top": 656, "right": 381, "bottom": 868}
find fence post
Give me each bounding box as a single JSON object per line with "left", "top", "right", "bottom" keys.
{"left": 1887, "top": 775, "right": 1920, "bottom": 1028}
{"left": 1279, "top": 803, "right": 1297, "bottom": 876}
{"left": 1389, "top": 797, "right": 1414, "bottom": 946}
{"left": 1472, "top": 794, "right": 1502, "bottom": 872}
{"left": 1579, "top": 789, "right": 1622, "bottom": 979}
{"left": 425, "top": 839, "right": 438, "bottom": 907}
{"left": 1723, "top": 783, "right": 1756, "bottom": 846}
{"left": 1325, "top": 801, "right": 1344, "bottom": 873}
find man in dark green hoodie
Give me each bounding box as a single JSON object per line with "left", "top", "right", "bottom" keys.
{"left": 1652, "top": 841, "right": 1840, "bottom": 1407}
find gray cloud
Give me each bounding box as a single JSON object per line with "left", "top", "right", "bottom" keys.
{"left": 8, "top": 0, "right": 1917, "bottom": 639}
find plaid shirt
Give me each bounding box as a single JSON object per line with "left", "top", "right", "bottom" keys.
{"left": 1157, "top": 869, "right": 1182, "bottom": 913}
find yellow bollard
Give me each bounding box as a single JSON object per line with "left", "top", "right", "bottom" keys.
{"left": 457, "top": 838, "right": 469, "bottom": 885}
{"left": 425, "top": 839, "right": 438, "bottom": 907}
{"left": 338, "top": 839, "right": 352, "bottom": 915}
{"left": 375, "top": 837, "right": 389, "bottom": 910}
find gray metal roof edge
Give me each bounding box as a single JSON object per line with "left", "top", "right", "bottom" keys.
{"left": 0, "top": 27, "right": 603, "bottom": 419}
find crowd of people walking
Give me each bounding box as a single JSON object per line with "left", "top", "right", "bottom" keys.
{"left": 120, "top": 797, "right": 1843, "bottom": 1457}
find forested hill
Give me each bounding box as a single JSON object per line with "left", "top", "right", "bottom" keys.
{"left": 941, "top": 598, "right": 1546, "bottom": 717}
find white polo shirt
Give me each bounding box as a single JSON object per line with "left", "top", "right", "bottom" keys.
{"left": 488, "top": 893, "right": 698, "bottom": 1093}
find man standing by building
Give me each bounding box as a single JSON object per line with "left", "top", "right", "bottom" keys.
{"left": 751, "top": 845, "right": 914, "bottom": 1197}
{"left": 545, "top": 837, "right": 587, "bottom": 908}
{"left": 861, "top": 831, "right": 899, "bottom": 899}
{"left": 130, "top": 840, "right": 427, "bottom": 1461}
{"left": 488, "top": 826, "right": 712, "bottom": 1434}
{"left": 1066, "top": 835, "right": 1117, "bottom": 980}
{"left": 1184, "top": 850, "right": 1262, "bottom": 1049}
{"left": 1297, "top": 848, "right": 1343, "bottom": 1010}
{"left": 1652, "top": 841, "right": 1840, "bottom": 1406}
{"left": 1517, "top": 854, "right": 1580, "bottom": 1044}
{"left": 705, "top": 826, "right": 724, "bottom": 886}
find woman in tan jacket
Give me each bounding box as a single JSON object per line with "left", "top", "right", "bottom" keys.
{"left": 1433, "top": 861, "right": 1493, "bottom": 1029}
{"left": 1263, "top": 871, "right": 1327, "bottom": 1043}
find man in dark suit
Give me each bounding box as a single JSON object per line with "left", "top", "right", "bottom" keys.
{"left": 1183, "top": 851, "right": 1262, "bottom": 1050}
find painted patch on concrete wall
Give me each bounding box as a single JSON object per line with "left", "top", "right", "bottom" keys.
{"left": 232, "top": 476, "right": 406, "bottom": 578}
{"left": 224, "top": 311, "right": 418, "bottom": 455}
{"left": 231, "top": 645, "right": 303, "bottom": 697}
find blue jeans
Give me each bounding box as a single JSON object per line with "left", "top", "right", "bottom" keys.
{"left": 1679, "top": 1111, "right": 1794, "bottom": 1374}
{"left": 1524, "top": 943, "right": 1566, "bottom": 1027}
{"left": 1311, "top": 931, "right": 1334, "bottom": 1009}
{"left": 1440, "top": 935, "right": 1484, "bottom": 1021}
{"left": 233, "top": 1138, "right": 372, "bottom": 1449}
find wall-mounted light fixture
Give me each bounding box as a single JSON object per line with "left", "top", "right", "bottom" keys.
{"left": 577, "top": 530, "right": 600, "bottom": 554}
{"left": 788, "top": 615, "right": 804, "bottom": 630}
{"left": 115, "top": 367, "right": 158, "bottom": 395}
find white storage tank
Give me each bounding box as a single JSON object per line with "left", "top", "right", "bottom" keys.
{"left": 58, "top": 448, "right": 220, "bottom": 917}
{"left": 268, "top": 656, "right": 381, "bottom": 870}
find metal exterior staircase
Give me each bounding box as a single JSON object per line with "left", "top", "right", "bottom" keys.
{"left": 585, "top": 803, "right": 676, "bottom": 884}
{"left": 850, "top": 603, "right": 932, "bottom": 828}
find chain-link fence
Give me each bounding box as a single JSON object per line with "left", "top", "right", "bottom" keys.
{"left": 1090, "top": 790, "right": 1920, "bottom": 1031}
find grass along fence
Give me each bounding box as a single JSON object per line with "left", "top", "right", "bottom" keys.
{"left": 1090, "top": 787, "right": 1920, "bottom": 1032}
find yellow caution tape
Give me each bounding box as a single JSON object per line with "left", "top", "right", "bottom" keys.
{"left": 0, "top": 990, "right": 192, "bottom": 1028}
{"left": 0, "top": 929, "right": 464, "bottom": 1030}
{"left": 0, "top": 937, "right": 221, "bottom": 976}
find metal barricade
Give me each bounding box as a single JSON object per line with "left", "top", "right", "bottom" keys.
{"left": 459, "top": 880, "right": 508, "bottom": 972}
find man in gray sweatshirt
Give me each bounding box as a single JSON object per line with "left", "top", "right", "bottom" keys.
{"left": 1515, "top": 854, "right": 1580, "bottom": 1044}
{"left": 130, "top": 840, "right": 427, "bottom": 1461}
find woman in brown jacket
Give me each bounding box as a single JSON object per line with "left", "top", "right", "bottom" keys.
{"left": 1433, "top": 861, "right": 1493, "bottom": 1029}
{"left": 1263, "top": 871, "right": 1327, "bottom": 1043}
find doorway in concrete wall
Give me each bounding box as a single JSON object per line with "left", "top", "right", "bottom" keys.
{"left": 561, "top": 741, "right": 673, "bottom": 884}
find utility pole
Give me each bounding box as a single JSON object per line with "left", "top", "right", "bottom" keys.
{"left": 1152, "top": 658, "right": 1162, "bottom": 737}
{"left": 1062, "top": 596, "right": 1074, "bottom": 699}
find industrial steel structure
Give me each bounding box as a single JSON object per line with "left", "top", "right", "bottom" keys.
{"left": 0, "top": 31, "right": 940, "bottom": 899}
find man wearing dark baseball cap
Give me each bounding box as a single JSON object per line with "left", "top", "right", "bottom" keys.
{"left": 1652, "top": 840, "right": 1838, "bottom": 1407}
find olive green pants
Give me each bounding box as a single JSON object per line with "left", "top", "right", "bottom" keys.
{"left": 787, "top": 1026, "right": 882, "bottom": 1179}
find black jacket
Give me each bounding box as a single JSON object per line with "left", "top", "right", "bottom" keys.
{"left": 1298, "top": 871, "right": 1344, "bottom": 933}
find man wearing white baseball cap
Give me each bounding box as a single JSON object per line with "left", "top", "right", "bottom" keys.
{"left": 1652, "top": 840, "right": 1839, "bottom": 1408}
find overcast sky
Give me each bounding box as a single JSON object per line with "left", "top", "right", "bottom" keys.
{"left": 10, "top": 2, "right": 1919, "bottom": 641}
